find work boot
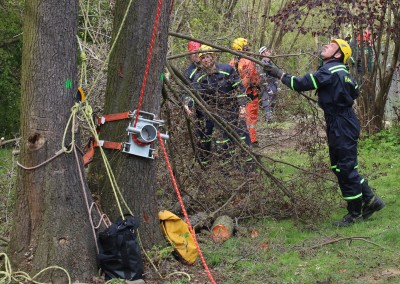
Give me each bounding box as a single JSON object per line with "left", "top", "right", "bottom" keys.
{"left": 362, "top": 196, "right": 385, "bottom": 219}
{"left": 332, "top": 213, "right": 362, "bottom": 227}
{"left": 332, "top": 197, "right": 362, "bottom": 227}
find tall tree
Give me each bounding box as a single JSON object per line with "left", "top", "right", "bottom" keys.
{"left": 88, "top": 0, "right": 172, "bottom": 248}
{"left": 7, "top": 0, "right": 97, "bottom": 282}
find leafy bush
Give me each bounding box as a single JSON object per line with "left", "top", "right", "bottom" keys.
{"left": 0, "top": 2, "right": 23, "bottom": 137}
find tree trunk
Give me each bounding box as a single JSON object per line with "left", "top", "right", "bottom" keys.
{"left": 88, "top": 0, "right": 171, "bottom": 248}
{"left": 258, "top": 0, "right": 271, "bottom": 48}
{"left": 7, "top": 0, "right": 97, "bottom": 282}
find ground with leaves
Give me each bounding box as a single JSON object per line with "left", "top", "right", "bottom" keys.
{"left": 1, "top": 116, "right": 399, "bottom": 284}
{"left": 148, "top": 115, "right": 400, "bottom": 284}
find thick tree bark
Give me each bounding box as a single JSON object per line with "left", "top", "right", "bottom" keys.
{"left": 88, "top": 0, "right": 171, "bottom": 248}
{"left": 7, "top": 0, "right": 97, "bottom": 282}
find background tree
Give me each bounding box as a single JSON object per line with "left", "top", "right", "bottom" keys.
{"left": 353, "top": 1, "right": 400, "bottom": 133}
{"left": 0, "top": 1, "right": 23, "bottom": 138}
{"left": 7, "top": 0, "right": 97, "bottom": 281}
{"left": 87, "top": 0, "right": 172, "bottom": 248}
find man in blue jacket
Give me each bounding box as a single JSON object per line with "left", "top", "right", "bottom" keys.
{"left": 191, "top": 45, "right": 250, "bottom": 164}
{"left": 264, "top": 39, "right": 385, "bottom": 227}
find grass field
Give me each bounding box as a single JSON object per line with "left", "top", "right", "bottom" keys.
{"left": 187, "top": 127, "right": 400, "bottom": 284}
{"left": 1, "top": 127, "right": 399, "bottom": 283}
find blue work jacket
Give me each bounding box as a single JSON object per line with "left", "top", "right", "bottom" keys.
{"left": 281, "top": 59, "right": 359, "bottom": 116}
{"left": 192, "top": 63, "right": 248, "bottom": 108}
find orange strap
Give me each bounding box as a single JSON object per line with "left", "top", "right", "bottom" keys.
{"left": 83, "top": 145, "right": 95, "bottom": 166}
{"left": 101, "top": 141, "right": 123, "bottom": 150}
{"left": 83, "top": 111, "right": 130, "bottom": 167}
{"left": 97, "top": 112, "right": 130, "bottom": 124}
{"left": 83, "top": 139, "right": 123, "bottom": 167}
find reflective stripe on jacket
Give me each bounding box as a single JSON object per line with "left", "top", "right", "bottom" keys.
{"left": 192, "top": 63, "right": 248, "bottom": 107}
{"left": 281, "top": 59, "right": 359, "bottom": 116}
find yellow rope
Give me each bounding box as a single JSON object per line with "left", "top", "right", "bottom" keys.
{"left": 77, "top": 0, "right": 93, "bottom": 87}
{"left": 60, "top": 78, "right": 135, "bottom": 249}
{"left": 0, "top": 253, "right": 72, "bottom": 284}
{"left": 77, "top": 37, "right": 87, "bottom": 87}
{"left": 62, "top": 103, "right": 80, "bottom": 153}
{"left": 84, "top": 0, "right": 134, "bottom": 101}
{"left": 81, "top": 103, "right": 131, "bottom": 219}
{"left": 75, "top": 0, "right": 136, "bottom": 217}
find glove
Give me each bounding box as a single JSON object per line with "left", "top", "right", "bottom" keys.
{"left": 263, "top": 64, "right": 284, "bottom": 79}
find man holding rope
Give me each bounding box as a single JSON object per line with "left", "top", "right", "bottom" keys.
{"left": 263, "top": 39, "right": 385, "bottom": 227}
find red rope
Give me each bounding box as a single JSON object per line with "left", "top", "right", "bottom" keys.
{"left": 158, "top": 132, "right": 217, "bottom": 284}
{"left": 133, "top": 0, "right": 163, "bottom": 127}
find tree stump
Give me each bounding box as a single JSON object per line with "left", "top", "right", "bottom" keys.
{"left": 211, "top": 215, "right": 234, "bottom": 243}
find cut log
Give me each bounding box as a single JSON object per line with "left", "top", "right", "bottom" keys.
{"left": 211, "top": 215, "right": 234, "bottom": 243}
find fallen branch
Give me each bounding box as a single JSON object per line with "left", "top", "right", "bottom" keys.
{"left": 191, "top": 179, "right": 253, "bottom": 230}
{"left": 0, "top": 137, "right": 20, "bottom": 147}
{"left": 209, "top": 179, "right": 253, "bottom": 219}
{"left": 168, "top": 32, "right": 317, "bottom": 103}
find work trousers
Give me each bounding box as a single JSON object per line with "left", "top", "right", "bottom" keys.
{"left": 326, "top": 109, "right": 374, "bottom": 202}
{"left": 195, "top": 108, "right": 250, "bottom": 161}
{"left": 245, "top": 98, "right": 259, "bottom": 143}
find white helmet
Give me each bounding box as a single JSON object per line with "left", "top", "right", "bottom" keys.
{"left": 259, "top": 46, "right": 269, "bottom": 54}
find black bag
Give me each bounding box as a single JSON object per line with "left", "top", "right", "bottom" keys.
{"left": 97, "top": 215, "right": 144, "bottom": 280}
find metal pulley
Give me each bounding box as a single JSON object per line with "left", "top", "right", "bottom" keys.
{"left": 122, "top": 110, "right": 169, "bottom": 159}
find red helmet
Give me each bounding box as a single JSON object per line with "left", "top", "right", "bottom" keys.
{"left": 188, "top": 41, "right": 201, "bottom": 52}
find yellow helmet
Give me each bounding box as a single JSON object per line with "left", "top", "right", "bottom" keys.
{"left": 331, "top": 39, "right": 352, "bottom": 63}
{"left": 231, "top": 37, "right": 248, "bottom": 51}
{"left": 198, "top": 45, "right": 214, "bottom": 57}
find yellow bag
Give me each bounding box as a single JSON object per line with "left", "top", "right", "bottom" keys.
{"left": 158, "top": 210, "right": 198, "bottom": 265}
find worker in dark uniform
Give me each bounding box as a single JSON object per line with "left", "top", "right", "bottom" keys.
{"left": 192, "top": 45, "right": 250, "bottom": 164}
{"left": 263, "top": 39, "right": 385, "bottom": 227}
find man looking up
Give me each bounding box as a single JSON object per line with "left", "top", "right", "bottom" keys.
{"left": 264, "top": 39, "right": 385, "bottom": 227}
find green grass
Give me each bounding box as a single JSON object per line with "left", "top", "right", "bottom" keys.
{"left": 191, "top": 127, "right": 400, "bottom": 283}
{"left": 0, "top": 148, "right": 16, "bottom": 239}
{"left": 1, "top": 128, "right": 399, "bottom": 283}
